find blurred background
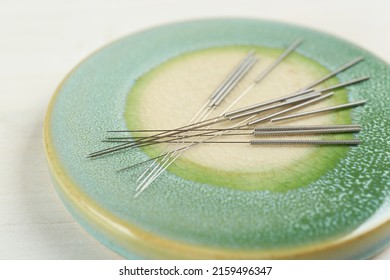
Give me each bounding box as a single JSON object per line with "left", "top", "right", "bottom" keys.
{"left": 1, "top": 0, "right": 389, "bottom": 259}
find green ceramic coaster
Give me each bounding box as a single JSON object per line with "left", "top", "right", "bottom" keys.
{"left": 44, "top": 18, "right": 390, "bottom": 259}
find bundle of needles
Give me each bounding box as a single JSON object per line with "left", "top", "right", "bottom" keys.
{"left": 88, "top": 39, "right": 367, "bottom": 197}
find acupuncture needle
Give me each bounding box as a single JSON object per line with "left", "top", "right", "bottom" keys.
{"left": 137, "top": 139, "right": 361, "bottom": 145}
{"left": 108, "top": 124, "right": 361, "bottom": 139}
{"left": 108, "top": 121, "right": 363, "bottom": 134}
{"left": 104, "top": 125, "right": 361, "bottom": 143}
{"left": 106, "top": 125, "right": 362, "bottom": 144}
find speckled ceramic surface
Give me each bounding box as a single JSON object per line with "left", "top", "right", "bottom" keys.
{"left": 44, "top": 19, "right": 390, "bottom": 259}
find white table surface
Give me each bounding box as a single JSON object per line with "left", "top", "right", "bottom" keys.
{"left": 0, "top": 0, "right": 389, "bottom": 259}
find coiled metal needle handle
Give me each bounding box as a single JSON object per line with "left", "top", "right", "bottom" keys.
{"left": 250, "top": 139, "right": 361, "bottom": 145}
{"left": 253, "top": 127, "right": 361, "bottom": 136}
{"left": 253, "top": 124, "right": 361, "bottom": 131}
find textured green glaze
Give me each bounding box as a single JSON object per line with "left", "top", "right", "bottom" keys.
{"left": 46, "top": 19, "right": 390, "bottom": 257}
{"left": 125, "top": 45, "right": 352, "bottom": 192}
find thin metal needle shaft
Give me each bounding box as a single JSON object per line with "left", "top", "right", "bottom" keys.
{"left": 295, "top": 56, "right": 364, "bottom": 92}
{"left": 271, "top": 100, "right": 367, "bottom": 122}
{"left": 319, "top": 76, "right": 369, "bottom": 92}
{"left": 248, "top": 92, "right": 334, "bottom": 125}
